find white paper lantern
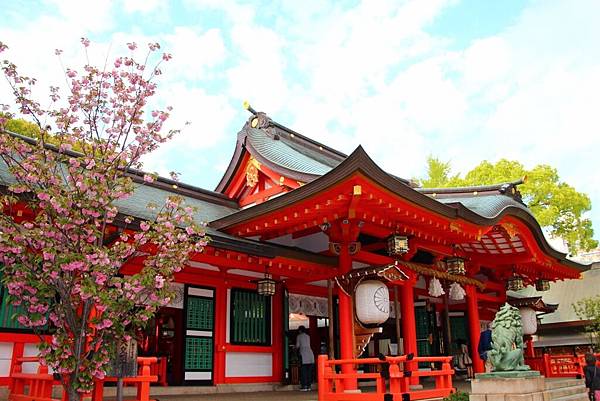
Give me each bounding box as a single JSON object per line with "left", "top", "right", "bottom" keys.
{"left": 449, "top": 282, "right": 466, "bottom": 301}
{"left": 355, "top": 280, "right": 390, "bottom": 325}
{"left": 519, "top": 307, "right": 537, "bottom": 335}
{"left": 428, "top": 277, "right": 445, "bottom": 297}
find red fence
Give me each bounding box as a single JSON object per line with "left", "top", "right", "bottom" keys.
{"left": 8, "top": 356, "right": 158, "bottom": 401}
{"left": 9, "top": 356, "right": 58, "bottom": 401}
{"left": 317, "top": 354, "right": 454, "bottom": 401}
{"left": 525, "top": 353, "right": 600, "bottom": 378}
{"left": 91, "top": 356, "right": 158, "bottom": 401}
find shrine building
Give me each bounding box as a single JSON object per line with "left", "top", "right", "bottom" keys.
{"left": 0, "top": 106, "right": 587, "bottom": 390}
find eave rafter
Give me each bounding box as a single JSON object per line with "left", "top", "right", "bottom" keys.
{"left": 211, "top": 146, "right": 586, "bottom": 281}
{"left": 225, "top": 151, "right": 301, "bottom": 207}
{"left": 231, "top": 175, "right": 483, "bottom": 247}
{"left": 195, "top": 246, "right": 337, "bottom": 279}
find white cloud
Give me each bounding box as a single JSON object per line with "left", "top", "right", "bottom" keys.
{"left": 142, "top": 83, "right": 236, "bottom": 176}
{"left": 2, "top": 0, "right": 600, "bottom": 237}
{"left": 163, "top": 27, "right": 228, "bottom": 81}
{"left": 42, "top": 0, "right": 116, "bottom": 33}
{"left": 122, "top": 0, "right": 166, "bottom": 14}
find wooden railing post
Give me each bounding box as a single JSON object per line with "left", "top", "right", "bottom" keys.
{"left": 443, "top": 358, "right": 453, "bottom": 392}
{"left": 10, "top": 356, "right": 24, "bottom": 396}
{"left": 136, "top": 357, "right": 155, "bottom": 401}
{"left": 543, "top": 353, "right": 551, "bottom": 377}
{"left": 315, "top": 354, "right": 455, "bottom": 401}
{"left": 318, "top": 354, "right": 327, "bottom": 401}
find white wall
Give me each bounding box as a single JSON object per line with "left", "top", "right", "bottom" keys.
{"left": 225, "top": 352, "right": 272, "bottom": 377}
{"left": 0, "top": 343, "right": 12, "bottom": 376}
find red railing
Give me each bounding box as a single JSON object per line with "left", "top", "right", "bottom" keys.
{"left": 9, "top": 356, "right": 59, "bottom": 401}
{"left": 525, "top": 353, "right": 600, "bottom": 378}
{"left": 91, "top": 357, "right": 158, "bottom": 401}
{"left": 152, "top": 356, "right": 168, "bottom": 387}
{"left": 544, "top": 354, "right": 583, "bottom": 378}
{"left": 9, "top": 356, "right": 159, "bottom": 401}
{"left": 317, "top": 354, "right": 455, "bottom": 401}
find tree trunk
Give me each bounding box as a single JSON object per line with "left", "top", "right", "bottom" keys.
{"left": 67, "top": 386, "right": 81, "bottom": 401}
{"left": 117, "top": 377, "right": 124, "bottom": 401}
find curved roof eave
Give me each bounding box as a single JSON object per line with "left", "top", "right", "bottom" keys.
{"left": 214, "top": 132, "right": 246, "bottom": 193}
{"left": 210, "top": 146, "right": 588, "bottom": 272}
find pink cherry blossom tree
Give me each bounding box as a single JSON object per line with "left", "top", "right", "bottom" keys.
{"left": 0, "top": 39, "right": 207, "bottom": 400}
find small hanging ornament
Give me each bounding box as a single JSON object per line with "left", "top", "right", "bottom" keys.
{"left": 449, "top": 282, "right": 466, "bottom": 301}
{"left": 428, "top": 277, "right": 445, "bottom": 297}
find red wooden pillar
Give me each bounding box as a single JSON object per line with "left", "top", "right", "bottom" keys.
{"left": 400, "top": 281, "right": 419, "bottom": 385}
{"left": 272, "top": 285, "right": 284, "bottom": 382}
{"left": 466, "top": 285, "right": 484, "bottom": 373}
{"left": 213, "top": 283, "right": 228, "bottom": 384}
{"left": 338, "top": 243, "right": 357, "bottom": 390}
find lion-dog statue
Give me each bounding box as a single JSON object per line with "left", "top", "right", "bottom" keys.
{"left": 487, "top": 303, "right": 531, "bottom": 371}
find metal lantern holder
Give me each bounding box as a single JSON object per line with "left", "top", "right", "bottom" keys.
{"left": 257, "top": 272, "right": 276, "bottom": 296}
{"left": 507, "top": 275, "right": 525, "bottom": 291}
{"left": 535, "top": 279, "right": 550, "bottom": 291}
{"left": 387, "top": 235, "right": 409, "bottom": 256}
{"left": 445, "top": 257, "right": 466, "bottom": 276}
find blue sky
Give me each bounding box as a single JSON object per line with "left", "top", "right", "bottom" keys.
{"left": 2, "top": 0, "right": 600, "bottom": 247}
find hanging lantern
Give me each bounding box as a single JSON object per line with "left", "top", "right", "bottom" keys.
{"left": 535, "top": 279, "right": 550, "bottom": 292}
{"left": 445, "top": 257, "right": 466, "bottom": 275}
{"left": 449, "top": 282, "right": 466, "bottom": 301}
{"left": 506, "top": 275, "right": 525, "bottom": 291}
{"left": 257, "top": 273, "right": 276, "bottom": 296}
{"left": 355, "top": 280, "right": 390, "bottom": 325}
{"left": 387, "top": 235, "right": 409, "bottom": 256}
{"left": 519, "top": 307, "right": 538, "bottom": 335}
{"left": 428, "top": 277, "right": 445, "bottom": 297}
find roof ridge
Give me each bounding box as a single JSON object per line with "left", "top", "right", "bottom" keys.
{"left": 2, "top": 128, "right": 237, "bottom": 208}
{"left": 418, "top": 179, "right": 524, "bottom": 195}
{"left": 243, "top": 103, "right": 347, "bottom": 160}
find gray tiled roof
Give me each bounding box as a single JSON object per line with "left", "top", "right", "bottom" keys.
{"left": 246, "top": 128, "right": 336, "bottom": 176}
{"left": 115, "top": 183, "right": 237, "bottom": 224}
{"left": 435, "top": 194, "right": 531, "bottom": 219}
{"left": 0, "top": 159, "right": 237, "bottom": 224}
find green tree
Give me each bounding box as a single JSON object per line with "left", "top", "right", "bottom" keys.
{"left": 573, "top": 295, "right": 600, "bottom": 351}
{"left": 1, "top": 114, "right": 41, "bottom": 138}
{"left": 419, "top": 157, "right": 597, "bottom": 254}
{"left": 420, "top": 156, "right": 459, "bottom": 188}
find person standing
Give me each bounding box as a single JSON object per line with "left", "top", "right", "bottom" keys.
{"left": 458, "top": 339, "right": 474, "bottom": 379}
{"left": 295, "top": 325, "right": 315, "bottom": 391}
{"left": 478, "top": 322, "right": 493, "bottom": 372}
{"left": 584, "top": 353, "right": 599, "bottom": 401}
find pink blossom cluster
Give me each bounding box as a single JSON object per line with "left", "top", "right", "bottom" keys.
{"left": 0, "top": 38, "right": 208, "bottom": 399}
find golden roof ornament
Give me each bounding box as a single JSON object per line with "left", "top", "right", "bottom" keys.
{"left": 245, "top": 157, "right": 261, "bottom": 188}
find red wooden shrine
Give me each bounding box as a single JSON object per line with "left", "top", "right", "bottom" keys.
{"left": 0, "top": 105, "right": 588, "bottom": 397}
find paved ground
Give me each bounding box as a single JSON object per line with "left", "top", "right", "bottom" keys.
{"left": 111, "top": 379, "right": 472, "bottom": 401}
{"left": 146, "top": 391, "right": 320, "bottom": 401}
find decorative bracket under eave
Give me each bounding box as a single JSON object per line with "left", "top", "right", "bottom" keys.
{"left": 335, "top": 261, "right": 409, "bottom": 297}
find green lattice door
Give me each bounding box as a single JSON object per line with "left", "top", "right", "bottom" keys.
{"left": 415, "top": 306, "right": 434, "bottom": 367}
{"left": 450, "top": 315, "right": 468, "bottom": 354}
{"left": 183, "top": 286, "right": 214, "bottom": 384}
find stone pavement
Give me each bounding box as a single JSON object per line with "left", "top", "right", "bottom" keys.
{"left": 128, "top": 380, "right": 471, "bottom": 401}
{"left": 144, "top": 390, "right": 319, "bottom": 401}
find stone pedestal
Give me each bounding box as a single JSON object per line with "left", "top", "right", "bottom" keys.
{"left": 470, "top": 371, "right": 546, "bottom": 401}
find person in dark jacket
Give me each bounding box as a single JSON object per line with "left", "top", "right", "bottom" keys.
{"left": 478, "top": 322, "right": 493, "bottom": 372}
{"left": 584, "top": 353, "right": 600, "bottom": 401}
